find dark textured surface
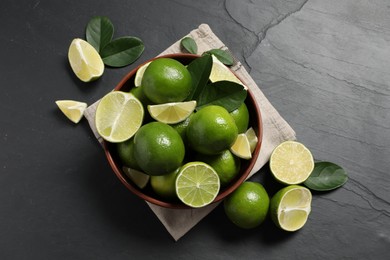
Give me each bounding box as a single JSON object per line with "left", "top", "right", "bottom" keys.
{"left": 1, "top": 0, "right": 389, "bottom": 259}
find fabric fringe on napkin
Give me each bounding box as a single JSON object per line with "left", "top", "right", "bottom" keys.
{"left": 84, "top": 24, "right": 296, "bottom": 241}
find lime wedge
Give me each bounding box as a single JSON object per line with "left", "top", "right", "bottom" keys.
{"left": 175, "top": 162, "right": 220, "bottom": 208}
{"left": 147, "top": 100, "right": 196, "bottom": 124}
{"left": 95, "top": 91, "right": 144, "bottom": 143}
{"left": 270, "top": 141, "right": 314, "bottom": 184}
{"left": 230, "top": 133, "right": 252, "bottom": 159}
{"left": 55, "top": 100, "right": 87, "bottom": 123}
{"left": 122, "top": 167, "right": 150, "bottom": 189}
{"left": 134, "top": 61, "right": 151, "bottom": 87}
{"left": 68, "top": 38, "right": 104, "bottom": 82}
{"left": 245, "top": 127, "right": 258, "bottom": 153}
{"left": 270, "top": 185, "right": 312, "bottom": 232}
{"left": 209, "top": 55, "right": 246, "bottom": 88}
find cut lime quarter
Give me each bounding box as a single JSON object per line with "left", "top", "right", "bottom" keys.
{"left": 147, "top": 100, "right": 196, "bottom": 124}
{"left": 122, "top": 167, "right": 149, "bottom": 189}
{"left": 134, "top": 61, "right": 151, "bottom": 87}
{"left": 270, "top": 185, "right": 312, "bottom": 232}
{"left": 270, "top": 141, "right": 314, "bottom": 184}
{"left": 55, "top": 100, "right": 87, "bottom": 124}
{"left": 95, "top": 91, "right": 144, "bottom": 143}
{"left": 175, "top": 162, "right": 220, "bottom": 208}
{"left": 209, "top": 55, "right": 246, "bottom": 89}
{"left": 230, "top": 133, "right": 252, "bottom": 160}
{"left": 68, "top": 38, "right": 104, "bottom": 82}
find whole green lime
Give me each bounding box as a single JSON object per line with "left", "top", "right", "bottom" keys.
{"left": 134, "top": 122, "right": 185, "bottom": 176}
{"left": 141, "top": 58, "right": 192, "bottom": 104}
{"left": 197, "top": 150, "right": 241, "bottom": 187}
{"left": 150, "top": 168, "right": 180, "bottom": 200}
{"left": 224, "top": 182, "right": 270, "bottom": 229}
{"left": 186, "top": 105, "right": 238, "bottom": 155}
{"left": 171, "top": 115, "right": 192, "bottom": 143}
{"left": 116, "top": 137, "right": 140, "bottom": 170}
{"left": 230, "top": 103, "right": 249, "bottom": 133}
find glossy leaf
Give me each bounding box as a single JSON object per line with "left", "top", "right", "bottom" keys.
{"left": 196, "top": 81, "right": 247, "bottom": 112}
{"left": 181, "top": 37, "right": 198, "bottom": 54}
{"left": 100, "top": 37, "right": 144, "bottom": 67}
{"left": 86, "top": 16, "right": 114, "bottom": 53}
{"left": 186, "top": 54, "right": 212, "bottom": 101}
{"left": 206, "top": 49, "right": 234, "bottom": 66}
{"left": 304, "top": 162, "right": 348, "bottom": 191}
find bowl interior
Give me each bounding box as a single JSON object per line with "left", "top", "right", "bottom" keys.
{"left": 103, "top": 53, "right": 263, "bottom": 209}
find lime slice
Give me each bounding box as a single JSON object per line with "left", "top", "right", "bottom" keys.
{"left": 270, "top": 141, "right": 314, "bottom": 184}
{"left": 68, "top": 38, "right": 104, "bottom": 82}
{"left": 270, "top": 185, "right": 312, "bottom": 232}
{"left": 209, "top": 55, "right": 246, "bottom": 88}
{"left": 175, "top": 162, "right": 220, "bottom": 208}
{"left": 134, "top": 61, "right": 151, "bottom": 87}
{"left": 147, "top": 100, "right": 196, "bottom": 124}
{"left": 122, "top": 167, "right": 150, "bottom": 189}
{"left": 230, "top": 133, "right": 252, "bottom": 159}
{"left": 55, "top": 100, "right": 87, "bottom": 123}
{"left": 95, "top": 91, "right": 144, "bottom": 143}
{"left": 245, "top": 127, "right": 258, "bottom": 153}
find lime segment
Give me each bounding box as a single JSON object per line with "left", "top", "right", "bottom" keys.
{"left": 245, "top": 127, "right": 258, "bottom": 153}
{"left": 270, "top": 185, "right": 312, "bottom": 232}
{"left": 230, "top": 133, "right": 252, "bottom": 159}
{"left": 175, "top": 162, "right": 220, "bottom": 208}
{"left": 270, "top": 141, "right": 314, "bottom": 184}
{"left": 209, "top": 55, "right": 247, "bottom": 89}
{"left": 122, "top": 167, "right": 150, "bottom": 189}
{"left": 134, "top": 61, "right": 151, "bottom": 87}
{"left": 55, "top": 100, "right": 87, "bottom": 124}
{"left": 147, "top": 100, "right": 196, "bottom": 124}
{"left": 95, "top": 91, "right": 144, "bottom": 143}
{"left": 68, "top": 38, "right": 104, "bottom": 82}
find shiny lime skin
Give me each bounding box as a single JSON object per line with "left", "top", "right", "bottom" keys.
{"left": 141, "top": 58, "right": 192, "bottom": 104}
{"left": 116, "top": 137, "right": 141, "bottom": 170}
{"left": 224, "top": 182, "right": 270, "bottom": 229}
{"left": 134, "top": 122, "right": 185, "bottom": 176}
{"left": 186, "top": 105, "right": 238, "bottom": 155}
{"left": 230, "top": 103, "right": 249, "bottom": 133}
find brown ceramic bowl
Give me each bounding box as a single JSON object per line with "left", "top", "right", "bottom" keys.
{"left": 103, "top": 53, "right": 263, "bottom": 209}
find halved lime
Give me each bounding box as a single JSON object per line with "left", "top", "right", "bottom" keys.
{"left": 270, "top": 141, "right": 314, "bottom": 184}
{"left": 270, "top": 185, "right": 312, "bottom": 232}
{"left": 175, "top": 162, "right": 220, "bottom": 208}
{"left": 230, "top": 133, "right": 252, "bottom": 159}
{"left": 209, "top": 55, "right": 246, "bottom": 89}
{"left": 55, "top": 100, "right": 87, "bottom": 123}
{"left": 245, "top": 127, "right": 258, "bottom": 153}
{"left": 95, "top": 91, "right": 144, "bottom": 143}
{"left": 68, "top": 38, "right": 104, "bottom": 82}
{"left": 147, "top": 100, "right": 196, "bottom": 124}
{"left": 134, "top": 61, "right": 151, "bottom": 87}
{"left": 122, "top": 167, "right": 149, "bottom": 189}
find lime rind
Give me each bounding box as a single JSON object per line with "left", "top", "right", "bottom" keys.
{"left": 134, "top": 61, "right": 151, "bottom": 87}
{"left": 245, "top": 127, "right": 258, "bottom": 153}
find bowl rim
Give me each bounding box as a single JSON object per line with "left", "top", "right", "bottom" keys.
{"left": 103, "top": 53, "right": 263, "bottom": 209}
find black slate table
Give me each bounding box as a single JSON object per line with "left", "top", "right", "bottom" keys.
{"left": 1, "top": 0, "right": 389, "bottom": 259}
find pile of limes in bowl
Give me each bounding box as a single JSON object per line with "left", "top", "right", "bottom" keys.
{"left": 95, "top": 56, "right": 258, "bottom": 208}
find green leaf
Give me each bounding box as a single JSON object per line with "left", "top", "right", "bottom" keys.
{"left": 206, "top": 49, "right": 234, "bottom": 66}
{"left": 181, "top": 37, "right": 198, "bottom": 54}
{"left": 197, "top": 81, "right": 247, "bottom": 112}
{"left": 304, "top": 162, "right": 348, "bottom": 191}
{"left": 86, "top": 16, "right": 114, "bottom": 53}
{"left": 100, "top": 36, "right": 145, "bottom": 67}
{"left": 186, "top": 54, "right": 212, "bottom": 100}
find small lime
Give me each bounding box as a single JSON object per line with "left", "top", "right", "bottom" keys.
{"left": 134, "top": 122, "right": 185, "bottom": 176}
{"left": 230, "top": 103, "right": 249, "bottom": 133}
{"left": 116, "top": 137, "right": 140, "bottom": 170}
{"left": 150, "top": 168, "right": 180, "bottom": 200}
{"left": 224, "top": 182, "right": 269, "bottom": 229}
